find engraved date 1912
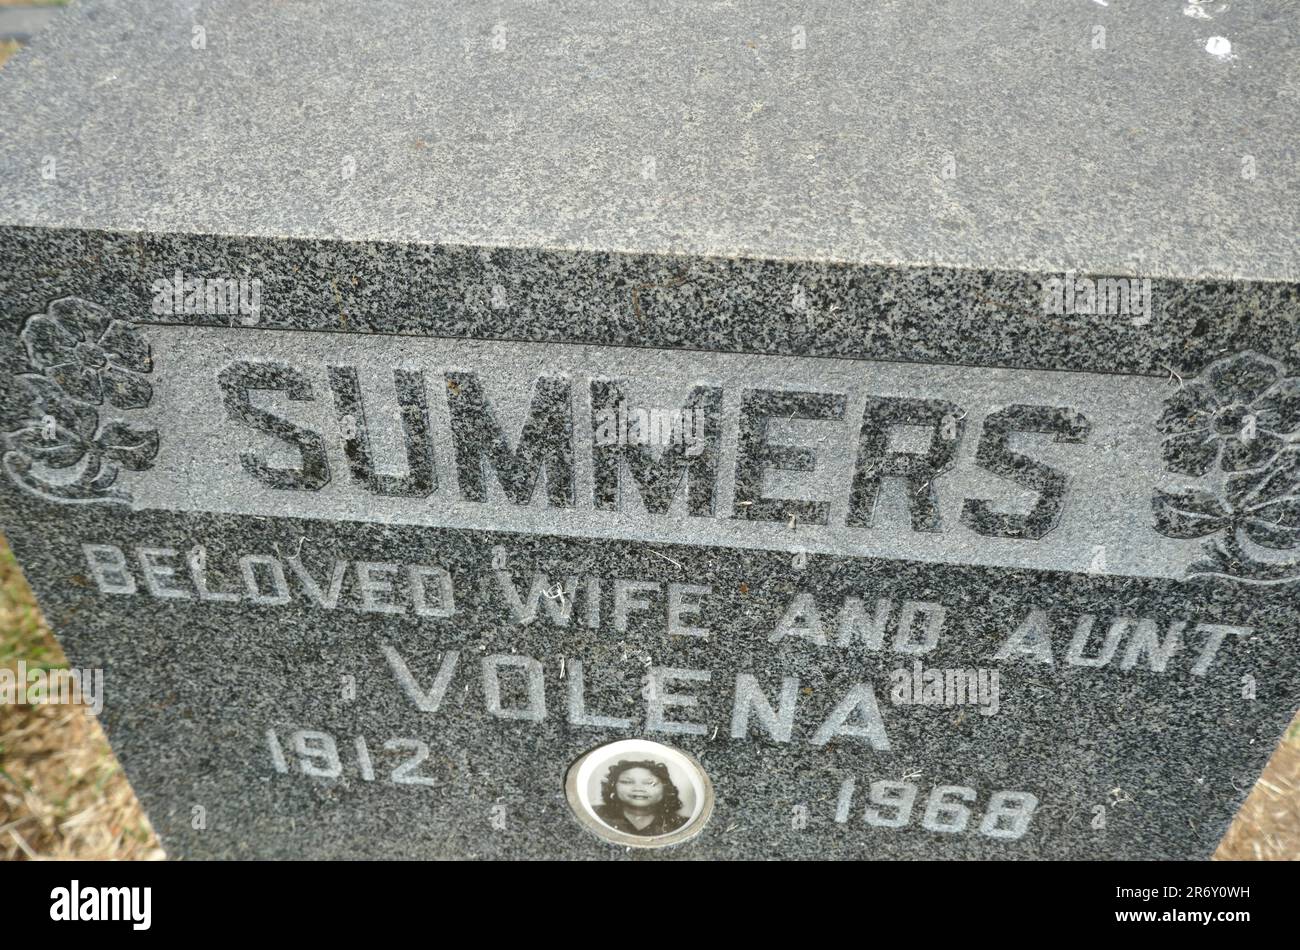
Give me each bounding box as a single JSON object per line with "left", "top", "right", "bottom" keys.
{"left": 265, "top": 727, "right": 439, "bottom": 788}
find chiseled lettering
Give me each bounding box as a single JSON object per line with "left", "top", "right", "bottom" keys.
{"left": 645, "top": 666, "right": 710, "bottom": 736}
{"left": 482, "top": 654, "right": 547, "bottom": 722}
{"left": 733, "top": 389, "right": 847, "bottom": 525}
{"left": 730, "top": 673, "right": 800, "bottom": 742}
{"left": 217, "top": 360, "right": 331, "bottom": 491}
{"left": 444, "top": 371, "right": 574, "bottom": 506}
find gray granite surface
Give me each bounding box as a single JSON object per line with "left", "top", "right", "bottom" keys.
{"left": 0, "top": 1, "right": 1297, "bottom": 861}
{"left": 0, "top": 0, "right": 1297, "bottom": 278}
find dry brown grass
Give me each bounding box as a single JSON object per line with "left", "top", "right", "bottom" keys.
{"left": 1215, "top": 718, "right": 1300, "bottom": 860}
{"left": 0, "top": 704, "right": 164, "bottom": 860}
{"left": 0, "top": 38, "right": 21, "bottom": 68}
{"left": 0, "top": 541, "right": 162, "bottom": 860}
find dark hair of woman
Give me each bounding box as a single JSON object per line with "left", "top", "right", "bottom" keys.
{"left": 593, "top": 759, "right": 689, "bottom": 836}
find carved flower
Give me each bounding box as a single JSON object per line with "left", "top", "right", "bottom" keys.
{"left": 21, "top": 297, "right": 153, "bottom": 408}
{"left": 1156, "top": 352, "right": 1300, "bottom": 476}
{"left": 7, "top": 374, "right": 159, "bottom": 473}
{"left": 1225, "top": 450, "right": 1300, "bottom": 549}
{"left": 8, "top": 374, "right": 100, "bottom": 469}
{"left": 1153, "top": 352, "right": 1300, "bottom": 555}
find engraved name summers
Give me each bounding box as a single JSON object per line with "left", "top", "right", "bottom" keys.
{"left": 218, "top": 359, "right": 1090, "bottom": 541}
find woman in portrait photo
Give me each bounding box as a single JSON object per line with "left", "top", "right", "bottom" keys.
{"left": 594, "top": 759, "right": 690, "bottom": 837}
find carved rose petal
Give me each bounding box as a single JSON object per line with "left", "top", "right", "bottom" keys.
{"left": 21, "top": 314, "right": 80, "bottom": 371}
{"left": 1207, "top": 352, "right": 1282, "bottom": 406}
{"left": 46, "top": 362, "right": 104, "bottom": 405}
{"left": 17, "top": 373, "right": 100, "bottom": 439}
{"left": 1239, "top": 448, "right": 1300, "bottom": 492}
{"left": 47, "top": 297, "right": 112, "bottom": 344}
{"left": 1160, "top": 429, "right": 1220, "bottom": 477}
{"left": 96, "top": 421, "right": 160, "bottom": 470}
{"left": 1151, "top": 487, "right": 1232, "bottom": 539}
{"left": 97, "top": 319, "right": 153, "bottom": 373}
{"left": 1228, "top": 450, "right": 1300, "bottom": 515}
{"left": 1220, "top": 430, "right": 1283, "bottom": 473}
{"left": 1251, "top": 374, "right": 1300, "bottom": 436}
{"left": 101, "top": 364, "right": 153, "bottom": 410}
{"left": 1156, "top": 382, "right": 1218, "bottom": 436}
{"left": 1242, "top": 499, "right": 1300, "bottom": 550}
{"left": 10, "top": 425, "right": 88, "bottom": 470}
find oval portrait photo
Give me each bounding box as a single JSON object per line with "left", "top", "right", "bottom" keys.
{"left": 565, "top": 739, "right": 714, "bottom": 848}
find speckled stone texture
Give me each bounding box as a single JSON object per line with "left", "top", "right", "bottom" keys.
{"left": 0, "top": 1, "right": 1297, "bottom": 860}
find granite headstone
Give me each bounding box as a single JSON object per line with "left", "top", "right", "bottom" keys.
{"left": 0, "top": 0, "right": 1297, "bottom": 859}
